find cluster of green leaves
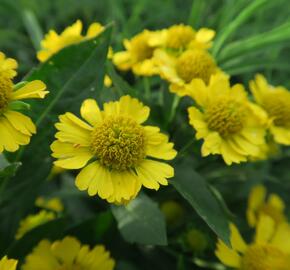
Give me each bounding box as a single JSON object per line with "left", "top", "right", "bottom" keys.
{"left": 0, "top": 0, "right": 290, "bottom": 269}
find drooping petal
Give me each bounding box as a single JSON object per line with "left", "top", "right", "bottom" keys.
{"left": 11, "top": 80, "right": 48, "bottom": 100}
{"left": 215, "top": 240, "right": 241, "bottom": 268}
{"left": 80, "top": 99, "right": 102, "bottom": 126}
{"left": 255, "top": 215, "right": 275, "bottom": 244}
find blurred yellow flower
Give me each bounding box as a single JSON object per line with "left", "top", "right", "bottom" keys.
{"left": 37, "top": 20, "right": 104, "bottom": 62}
{"left": 247, "top": 185, "right": 286, "bottom": 228}
{"left": 37, "top": 20, "right": 112, "bottom": 87}
{"left": 0, "top": 256, "right": 17, "bottom": 270}
{"left": 22, "top": 236, "right": 115, "bottom": 270}
{"left": 186, "top": 74, "right": 267, "bottom": 165}
{"left": 0, "top": 52, "right": 48, "bottom": 153}
{"left": 160, "top": 200, "right": 185, "bottom": 227}
{"left": 250, "top": 74, "right": 290, "bottom": 145}
{"left": 186, "top": 228, "right": 208, "bottom": 253}
{"left": 216, "top": 216, "right": 290, "bottom": 269}
{"left": 35, "top": 197, "right": 64, "bottom": 213}
{"left": 113, "top": 30, "right": 160, "bottom": 76}
{"left": 154, "top": 48, "right": 222, "bottom": 96}
{"left": 0, "top": 52, "right": 18, "bottom": 79}
{"left": 149, "top": 24, "right": 215, "bottom": 50}
{"left": 51, "top": 95, "right": 177, "bottom": 204}
{"left": 15, "top": 210, "right": 55, "bottom": 240}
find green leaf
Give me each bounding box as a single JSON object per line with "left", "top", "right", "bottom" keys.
{"left": 7, "top": 217, "right": 69, "bottom": 259}
{"left": 106, "top": 61, "right": 136, "bottom": 97}
{"left": 171, "top": 164, "right": 230, "bottom": 245}
{"left": 218, "top": 22, "right": 290, "bottom": 63}
{"left": 111, "top": 193, "right": 167, "bottom": 246}
{"left": 8, "top": 101, "right": 31, "bottom": 111}
{"left": 0, "top": 25, "right": 112, "bottom": 249}
{"left": 211, "top": 0, "right": 269, "bottom": 57}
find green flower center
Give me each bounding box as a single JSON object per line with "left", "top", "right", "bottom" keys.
{"left": 91, "top": 116, "right": 146, "bottom": 171}
{"left": 262, "top": 92, "right": 290, "bottom": 127}
{"left": 176, "top": 50, "right": 216, "bottom": 84}
{"left": 166, "top": 24, "right": 195, "bottom": 49}
{"left": 0, "top": 73, "right": 13, "bottom": 114}
{"left": 241, "top": 244, "right": 290, "bottom": 270}
{"left": 205, "top": 99, "right": 247, "bottom": 137}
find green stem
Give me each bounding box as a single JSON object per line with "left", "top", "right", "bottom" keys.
{"left": 143, "top": 77, "right": 151, "bottom": 100}
{"left": 166, "top": 95, "right": 180, "bottom": 127}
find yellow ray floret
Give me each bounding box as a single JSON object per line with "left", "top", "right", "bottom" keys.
{"left": 0, "top": 256, "right": 18, "bottom": 270}
{"left": 51, "top": 95, "right": 177, "bottom": 204}
{"left": 35, "top": 197, "right": 64, "bottom": 212}
{"left": 247, "top": 185, "right": 286, "bottom": 228}
{"left": 22, "top": 236, "right": 115, "bottom": 270}
{"left": 185, "top": 74, "right": 267, "bottom": 165}
{"left": 0, "top": 53, "right": 48, "bottom": 153}
{"left": 15, "top": 210, "right": 55, "bottom": 239}
{"left": 216, "top": 216, "right": 290, "bottom": 269}
{"left": 0, "top": 52, "right": 18, "bottom": 78}
{"left": 250, "top": 74, "right": 290, "bottom": 145}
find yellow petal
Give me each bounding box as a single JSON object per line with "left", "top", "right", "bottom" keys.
{"left": 230, "top": 223, "right": 247, "bottom": 253}
{"left": 270, "top": 125, "right": 290, "bottom": 145}
{"left": 271, "top": 222, "right": 290, "bottom": 253}
{"left": 220, "top": 140, "right": 247, "bottom": 165}
{"left": 51, "top": 237, "right": 81, "bottom": 264}
{"left": 215, "top": 240, "right": 241, "bottom": 267}
{"left": 136, "top": 160, "right": 174, "bottom": 190}
{"left": 12, "top": 80, "right": 48, "bottom": 100}
{"left": 268, "top": 194, "right": 285, "bottom": 212}
{"left": 80, "top": 99, "right": 102, "bottom": 126}
{"left": 4, "top": 110, "right": 36, "bottom": 135}
{"left": 144, "top": 126, "right": 177, "bottom": 160}
{"left": 188, "top": 107, "right": 209, "bottom": 139}
{"left": 201, "top": 132, "right": 222, "bottom": 157}
{"left": 195, "top": 28, "right": 215, "bottom": 43}
{"left": 86, "top": 22, "right": 104, "bottom": 39}
{"left": 0, "top": 256, "right": 18, "bottom": 270}
{"left": 255, "top": 215, "right": 275, "bottom": 244}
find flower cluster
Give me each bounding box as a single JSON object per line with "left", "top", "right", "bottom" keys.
{"left": 216, "top": 185, "right": 290, "bottom": 270}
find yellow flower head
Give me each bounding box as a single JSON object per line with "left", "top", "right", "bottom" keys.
{"left": 186, "top": 74, "right": 267, "bottom": 165}
{"left": 51, "top": 95, "right": 177, "bottom": 204}
{"left": 37, "top": 20, "right": 104, "bottom": 62}
{"left": 149, "top": 24, "right": 215, "bottom": 51}
{"left": 0, "top": 53, "right": 48, "bottom": 153}
{"left": 0, "top": 256, "right": 17, "bottom": 270}
{"left": 247, "top": 185, "right": 286, "bottom": 228}
{"left": 113, "top": 30, "right": 160, "bottom": 76}
{"left": 154, "top": 48, "right": 221, "bottom": 96}
{"left": 22, "top": 236, "right": 115, "bottom": 270}
{"left": 216, "top": 216, "right": 290, "bottom": 269}
{"left": 35, "top": 197, "right": 64, "bottom": 213}
{"left": 0, "top": 52, "right": 18, "bottom": 79}
{"left": 15, "top": 210, "right": 55, "bottom": 240}
{"left": 250, "top": 74, "right": 290, "bottom": 145}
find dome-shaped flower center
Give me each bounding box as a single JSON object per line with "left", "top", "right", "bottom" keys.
{"left": 241, "top": 244, "right": 290, "bottom": 270}
{"left": 176, "top": 50, "right": 216, "bottom": 84}
{"left": 166, "top": 24, "right": 195, "bottom": 49}
{"left": 131, "top": 32, "right": 154, "bottom": 62}
{"left": 91, "top": 116, "right": 146, "bottom": 171}
{"left": 262, "top": 92, "right": 290, "bottom": 127}
{"left": 205, "top": 99, "right": 247, "bottom": 137}
{"left": 0, "top": 73, "right": 13, "bottom": 114}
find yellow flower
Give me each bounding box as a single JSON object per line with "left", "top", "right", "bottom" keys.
{"left": 37, "top": 20, "right": 112, "bottom": 88}
{"left": 215, "top": 216, "right": 290, "bottom": 269}
{"left": 37, "top": 20, "right": 104, "bottom": 62}
{"left": 51, "top": 95, "right": 177, "bottom": 204}
{"left": 22, "top": 236, "right": 115, "bottom": 270}
{"left": 186, "top": 74, "right": 267, "bottom": 165}
{"left": 250, "top": 74, "right": 290, "bottom": 145}
{"left": 0, "top": 256, "right": 17, "bottom": 270}
{"left": 154, "top": 48, "right": 222, "bottom": 96}
{"left": 35, "top": 197, "right": 64, "bottom": 213}
{"left": 0, "top": 52, "right": 18, "bottom": 79}
{"left": 15, "top": 210, "right": 55, "bottom": 240}
{"left": 149, "top": 24, "right": 215, "bottom": 50}
{"left": 113, "top": 30, "right": 160, "bottom": 76}
{"left": 0, "top": 53, "right": 48, "bottom": 153}
{"left": 247, "top": 185, "right": 286, "bottom": 228}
